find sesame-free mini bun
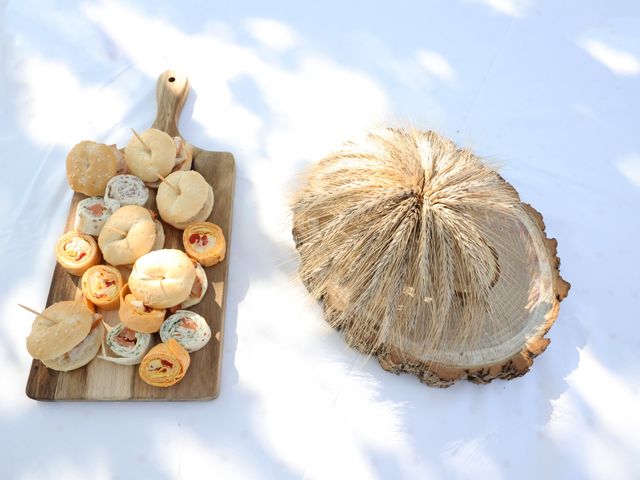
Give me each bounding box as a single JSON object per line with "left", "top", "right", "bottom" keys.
{"left": 156, "top": 170, "right": 214, "bottom": 230}
{"left": 66, "top": 141, "right": 118, "bottom": 196}
{"left": 26, "top": 301, "right": 93, "bottom": 361}
{"left": 98, "top": 205, "right": 156, "bottom": 266}
{"left": 124, "top": 128, "right": 176, "bottom": 184}
{"left": 128, "top": 249, "right": 196, "bottom": 309}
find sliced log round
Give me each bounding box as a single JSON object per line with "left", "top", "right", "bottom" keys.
{"left": 292, "top": 128, "right": 570, "bottom": 387}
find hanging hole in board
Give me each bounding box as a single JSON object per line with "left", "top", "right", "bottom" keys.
{"left": 168, "top": 77, "right": 175, "bottom": 82}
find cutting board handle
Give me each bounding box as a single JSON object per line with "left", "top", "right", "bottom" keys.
{"left": 152, "top": 70, "right": 190, "bottom": 138}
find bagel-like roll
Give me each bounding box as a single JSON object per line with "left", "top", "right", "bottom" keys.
{"left": 145, "top": 137, "right": 193, "bottom": 188}
{"left": 111, "top": 145, "right": 128, "bottom": 174}
{"left": 104, "top": 174, "right": 149, "bottom": 211}
{"left": 119, "top": 283, "right": 166, "bottom": 333}
{"left": 124, "top": 128, "right": 175, "bottom": 184}
{"left": 98, "top": 205, "right": 156, "bottom": 266}
{"left": 160, "top": 310, "right": 211, "bottom": 353}
{"left": 128, "top": 249, "right": 196, "bottom": 309}
{"left": 66, "top": 141, "right": 118, "bottom": 196}
{"left": 55, "top": 231, "right": 101, "bottom": 276}
{"left": 156, "top": 170, "right": 214, "bottom": 230}
{"left": 74, "top": 197, "right": 112, "bottom": 236}
{"left": 81, "top": 265, "right": 123, "bottom": 310}
{"left": 139, "top": 338, "right": 190, "bottom": 387}
{"left": 151, "top": 219, "right": 165, "bottom": 251}
{"left": 26, "top": 301, "right": 104, "bottom": 371}
{"left": 98, "top": 322, "right": 152, "bottom": 365}
{"left": 183, "top": 222, "right": 226, "bottom": 267}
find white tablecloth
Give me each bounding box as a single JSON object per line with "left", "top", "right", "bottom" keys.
{"left": 1, "top": 1, "right": 639, "bottom": 479}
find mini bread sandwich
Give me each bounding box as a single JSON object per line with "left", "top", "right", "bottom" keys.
{"left": 169, "top": 262, "right": 207, "bottom": 312}
{"left": 74, "top": 197, "right": 113, "bottom": 236}
{"left": 98, "top": 322, "right": 152, "bottom": 365}
{"left": 160, "top": 310, "right": 211, "bottom": 353}
{"left": 104, "top": 174, "right": 149, "bottom": 211}
{"left": 119, "top": 283, "right": 166, "bottom": 333}
{"left": 81, "top": 264, "right": 123, "bottom": 310}
{"left": 183, "top": 222, "right": 226, "bottom": 266}
{"left": 55, "top": 231, "right": 102, "bottom": 276}
{"left": 146, "top": 137, "right": 193, "bottom": 188}
{"left": 156, "top": 170, "right": 214, "bottom": 230}
{"left": 26, "top": 301, "right": 104, "bottom": 372}
{"left": 66, "top": 141, "right": 118, "bottom": 196}
{"left": 124, "top": 128, "right": 175, "bottom": 185}
{"left": 98, "top": 205, "right": 156, "bottom": 266}
{"left": 139, "top": 338, "right": 190, "bottom": 387}
{"left": 128, "top": 249, "right": 196, "bottom": 309}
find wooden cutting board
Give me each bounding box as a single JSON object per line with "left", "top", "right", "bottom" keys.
{"left": 25, "top": 70, "right": 235, "bottom": 401}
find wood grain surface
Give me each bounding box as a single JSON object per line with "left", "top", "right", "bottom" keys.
{"left": 25, "top": 70, "right": 235, "bottom": 401}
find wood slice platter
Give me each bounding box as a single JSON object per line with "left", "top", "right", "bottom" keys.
{"left": 26, "top": 71, "right": 235, "bottom": 401}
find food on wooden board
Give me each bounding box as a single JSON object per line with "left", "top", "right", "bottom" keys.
{"left": 146, "top": 136, "right": 193, "bottom": 188}
{"left": 55, "top": 231, "right": 101, "bottom": 276}
{"left": 177, "top": 262, "right": 208, "bottom": 310}
{"left": 128, "top": 249, "right": 196, "bottom": 309}
{"left": 156, "top": 170, "right": 214, "bottom": 229}
{"left": 119, "top": 283, "right": 166, "bottom": 333}
{"left": 124, "top": 128, "right": 175, "bottom": 184}
{"left": 74, "top": 197, "right": 113, "bottom": 236}
{"left": 151, "top": 219, "right": 165, "bottom": 251}
{"left": 104, "top": 174, "right": 149, "bottom": 211}
{"left": 98, "top": 205, "right": 156, "bottom": 266}
{"left": 66, "top": 141, "right": 118, "bottom": 196}
{"left": 26, "top": 301, "right": 104, "bottom": 372}
{"left": 98, "top": 322, "right": 152, "bottom": 365}
{"left": 81, "top": 264, "right": 123, "bottom": 310}
{"left": 160, "top": 310, "right": 211, "bottom": 353}
{"left": 139, "top": 338, "right": 190, "bottom": 387}
{"left": 182, "top": 222, "right": 226, "bottom": 267}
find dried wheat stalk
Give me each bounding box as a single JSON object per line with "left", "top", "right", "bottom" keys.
{"left": 292, "top": 128, "right": 569, "bottom": 387}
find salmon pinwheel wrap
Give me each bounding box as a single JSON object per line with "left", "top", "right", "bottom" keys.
{"left": 139, "top": 338, "right": 190, "bottom": 387}
{"left": 182, "top": 222, "right": 226, "bottom": 267}
{"left": 81, "top": 265, "right": 123, "bottom": 310}
{"left": 98, "top": 322, "right": 152, "bottom": 365}
{"left": 119, "top": 283, "right": 166, "bottom": 333}
{"left": 160, "top": 310, "right": 211, "bottom": 353}
{"left": 74, "top": 197, "right": 112, "bottom": 236}
{"left": 55, "top": 231, "right": 102, "bottom": 276}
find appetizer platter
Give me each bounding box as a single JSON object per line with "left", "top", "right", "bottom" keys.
{"left": 25, "top": 71, "right": 235, "bottom": 401}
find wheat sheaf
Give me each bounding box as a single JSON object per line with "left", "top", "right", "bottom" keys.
{"left": 292, "top": 128, "right": 569, "bottom": 387}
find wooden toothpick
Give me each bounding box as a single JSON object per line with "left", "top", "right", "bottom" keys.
{"left": 156, "top": 172, "right": 179, "bottom": 195}
{"left": 18, "top": 304, "right": 57, "bottom": 323}
{"left": 131, "top": 128, "right": 151, "bottom": 153}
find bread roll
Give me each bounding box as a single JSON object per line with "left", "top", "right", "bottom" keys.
{"left": 98, "top": 205, "right": 156, "bottom": 266}
{"left": 179, "top": 262, "right": 208, "bottom": 309}
{"left": 151, "top": 219, "right": 165, "bottom": 251}
{"left": 156, "top": 170, "right": 214, "bottom": 229}
{"left": 128, "top": 249, "right": 196, "bottom": 309}
{"left": 145, "top": 137, "right": 193, "bottom": 188}
{"left": 26, "top": 301, "right": 93, "bottom": 360}
{"left": 41, "top": 322, "right": 104, "bottom": 372}
{"left": 66, "top": 141, "right": 118, "bottom": 196}
{"left": 124, "top": 128, "right": 175, "bottom": 183}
